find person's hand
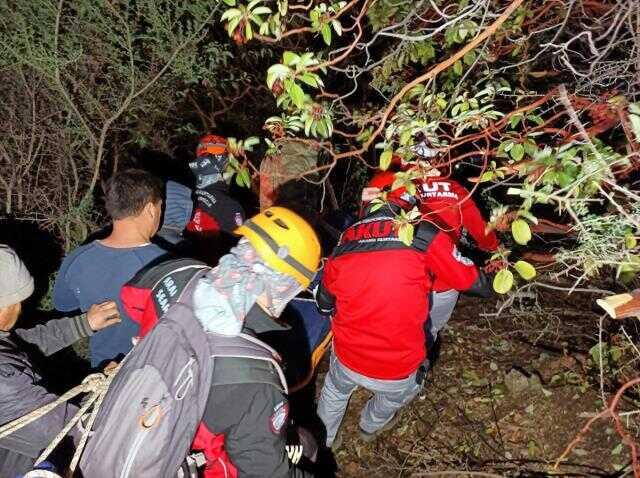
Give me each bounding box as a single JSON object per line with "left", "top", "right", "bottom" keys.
{"left": 483, "top": 259, "right": 506, "bottom": 273}
{"left": 103, "top": 361, "right": 119, "bottom": 374}
{"left": 87, "top": 301, "right": 121, "bottom": 331}
{"left": 361, "top": 186, "right": 381, "bottom": 203}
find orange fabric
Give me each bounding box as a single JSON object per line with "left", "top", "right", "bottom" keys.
{"left": 197, "top": 134, "right": 227, "bottom": 157}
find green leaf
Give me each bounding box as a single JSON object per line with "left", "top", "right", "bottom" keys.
{"left": 235, "top": 167, "right": 251, "bottom": 188}
{"left": 283, "top": 51, "right": 298, "bottom": 66}
{"left": 304, "top": 116, "right": 313, "bottom": 136}
{"left": 527, "top": 114, "right": 544, "bottom": 126}
{"left": 227, "top": 15, "right": 242, "bottom": 36}
{"left": 369, "top": 199, "right": 384, "bottom": 212}
{"left": 332, "top": 20, "right": 342, "bottom": 36}
{"left": 289, "top": 82, "right": 305, "bottom": 108}
{"left": 496, "top": 141, "right": 510, "bottom": 158}
{"left": 321, "top": 24, "right": 332, "bottom": 45}
{"left": 221, "top": 8, "right": 241, "bottom": 21}
{"left": 590, "top": 343, "right": 605, "bottom": 364}
{"left": 243, "top": 136, "right": 260, "bottom": 149}
{"left": 252, "top": 6, "right": 272, "bottom": 16}
{"left": 557, "top": 172, "right": 573, "bottom": 188}
{"left": 222, "top": 0, "right": 236, "bottom": 5}
{"left": 523, "top": 140, "right": 538, "bottom": 157}
{"left": 445, "top": 27, "right": 457, "bottom": 46}
{"left": 380, "top": 149, "right": 393, "bottom": 170}
{"left": 398, "top": 223, "right": 414, "bottom": 246}
{"left": 612, "top": 443, "right": 624, "bottom": 456}
{"left": 629, "top": 113, "right": 640, "bottom": 141}
{"left": 610, "top": 346, "right": 623, "bottom": 363}
{"left": 510, "top": 143, "right": 525, "bottom": 161}
{"left": 478, "top": 171, "right": 494, "bottom": 182}
{"left": 325, "top": 117, "right": 333, "bottom": 137}
{"left": 511, "top": 219, "right": 532, "bottom": 245}
{"left": 299, "top": 73, "right": 318, "bottom": 88}
{"left": 514, "top": 260, "right": 536, "bottom": 280}
{"left": 493, "top": 269, "right": 514, "bottom": 294}
{"left": 509, "top": 114, "right": 522, "bottom": 129}
{"left": 399, "top": 129, "right": 413, "bottom": 146}
{"left": 266, "top": 64, "right": 290, "bottom": 88}
{"left": 625, "top": 233, "right": 637, "bottom": 249}
{"left": 316, "top": 118, "right": 328, "bottom": 138}
{"left": 463, "top": 50, "right": 476, "bottom": 66}
{"left": 453, "top": 60, "right": 463, "bottom": 76}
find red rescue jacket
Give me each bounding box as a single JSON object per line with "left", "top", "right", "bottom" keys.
{"left": 317, "top": 206, "right": 490, "bottom": 380}
{"left": 416, "top": 177, "right": 499, "bottom": 251}
{"left": 191, "top": 423, "right": 237, "bottom": 478}
{"left": 416, "top": 177, "right": 498, "bottom": 292}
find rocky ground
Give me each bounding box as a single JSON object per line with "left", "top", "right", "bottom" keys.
{"left": 312, "top": 290, "right": 640, "bottom": 477}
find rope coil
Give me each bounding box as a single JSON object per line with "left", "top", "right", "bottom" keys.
{"left": 0, "top": 362, "right": 123, "bottom": 475}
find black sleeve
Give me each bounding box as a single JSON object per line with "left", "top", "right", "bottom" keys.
{"left": 465, "top": 271, "right": 493, "bottom": 298}
{"left": 315, "top": 281, "right": 335, "bottom": 317}
{"left": 204, "top": 383, "right": 312, "bottom": 478}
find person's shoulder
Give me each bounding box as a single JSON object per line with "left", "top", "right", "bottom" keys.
{"left": 134, "top": 243, "right": 169, "bottom": 262}
{"left": 166, "top": 180, "right": 192, "bottom": 197}
{"left": 59, "top": 241, "right": 101, "bottom": 270}
{"left": 414, "top": 221, "right": 442, "bottom": 251}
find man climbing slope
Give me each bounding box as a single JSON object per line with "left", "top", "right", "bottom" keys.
{"left": 317, "top": 182, "right": 491, "bottom": 448}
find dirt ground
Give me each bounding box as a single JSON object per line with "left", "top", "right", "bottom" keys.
{"left": 313, "top": 290, "right": 640, "bottom": 477}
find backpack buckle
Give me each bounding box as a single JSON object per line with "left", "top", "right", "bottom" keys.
{"left": 178, "top": 452, "right": 207, "bottom": 478}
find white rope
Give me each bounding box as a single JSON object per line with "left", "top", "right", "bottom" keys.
{"left": 0, "top": 362, "right": 123, "bottom": 475}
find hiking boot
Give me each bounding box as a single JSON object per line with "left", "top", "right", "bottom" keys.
{"left": 358, "top": 413, "right": 401, "bottom": 443}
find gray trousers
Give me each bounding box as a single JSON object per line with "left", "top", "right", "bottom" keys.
{"left": 429, "top": 289, "right": 459, "bottom": 337}
{"left": 317, "top": 353, "right": 421, "bottom": 446}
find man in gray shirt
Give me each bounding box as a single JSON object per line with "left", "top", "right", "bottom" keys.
{"left": 0, "top": 244, "right": 120, "bottom": 476}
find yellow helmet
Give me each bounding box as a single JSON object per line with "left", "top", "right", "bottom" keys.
{"left": 235, "top": 207, "right": 321, "bottom": 287}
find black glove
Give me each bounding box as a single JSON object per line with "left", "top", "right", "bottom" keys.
{"left": 286, "top": 425, "right": 319, "bottom": 465}
{"left": 189, "top": 153, "right": 229, "bottom": 188}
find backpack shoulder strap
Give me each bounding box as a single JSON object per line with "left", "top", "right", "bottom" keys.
{"left": 208, "top": 333, "right": 288, "bottom": 394}
{"left": 412, "top": 222, "right": 438, "bottom": 252}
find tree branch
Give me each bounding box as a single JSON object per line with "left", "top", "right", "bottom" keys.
{"left": 331, "top": 0, "right": 526, "bottom": 162}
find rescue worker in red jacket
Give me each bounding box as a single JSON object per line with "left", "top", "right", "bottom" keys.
{"left": 365, "top": 141, "right": 499, "bottom": 342}
{"left": 317, "top": 182, "right": 491, "bottom": 448}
